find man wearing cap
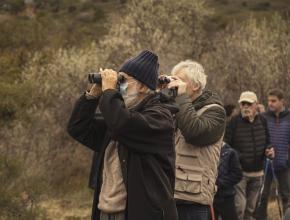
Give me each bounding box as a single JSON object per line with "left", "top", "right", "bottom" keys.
{"left": 224, "top": 91, "right": 274, "bottom": 220}
{"left": 67, "top": 50, "right": 178, "bottom": 220}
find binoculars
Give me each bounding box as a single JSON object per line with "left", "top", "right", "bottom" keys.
{"left": 88, "top": 73, "right": 172, "bottom": 85}
{"left": 88, "top": 73, "right": 125, "bottom": 84}
{"left": 88, "top": 73, "right": 177, "bottom": 98}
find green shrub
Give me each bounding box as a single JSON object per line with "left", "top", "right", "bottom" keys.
{"left": 0, "top": 156, "right": 47, "bottom": 220}
{"left": 0, "top": 0, "right": 25, "bottom": 14}
{"left": 202, "top": 14, "right": 290, "bottom": 104}
{"left": 253, "top": 2, "right": 271, "bottom": 11}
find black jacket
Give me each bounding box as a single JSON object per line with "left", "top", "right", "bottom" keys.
{"left": 175, "top": 90, "right": 226, "bottom": 146}
{"left": 67, "top": 89, "right": 179, "bottom": 220}
{"left": 224, "top": 114, "right": 270, "bottom": 172}
{"left": 215, "top": 143, "right": 243, "bottom": 198}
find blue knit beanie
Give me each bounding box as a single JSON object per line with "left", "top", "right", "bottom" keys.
{"left": 119, "top": 50, "right": 159, "bottom": 90}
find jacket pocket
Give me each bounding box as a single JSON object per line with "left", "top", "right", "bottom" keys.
{"left": 175, "top": 164, "right": 203, "bottom": 194}
{"left": 175, "top": 130, "right": 200, "bottom": 158}
{"left": 176, "top": 143, "right": 200, "bottom": 157}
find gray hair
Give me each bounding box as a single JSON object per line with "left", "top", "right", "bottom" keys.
{"left": 171, "top": 60, "right": 207, "bottom": 91}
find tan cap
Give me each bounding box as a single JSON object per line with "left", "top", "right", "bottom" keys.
{"left": 238, "top": 91, "right": 258, "bottom": 103}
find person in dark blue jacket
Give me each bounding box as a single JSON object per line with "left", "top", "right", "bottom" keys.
{"left": 256, "top": 89, "right": 290, "bottom": 219}
{"left": 214, "top": 143, "right": 243, "bottom": 220}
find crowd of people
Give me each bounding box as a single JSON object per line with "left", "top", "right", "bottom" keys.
{"left": 67, "top": 50, "right": 290, "bottom": 220}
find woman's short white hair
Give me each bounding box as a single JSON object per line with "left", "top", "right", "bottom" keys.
{"left": 171, "top": 60, "right": 207, "bottom": 91}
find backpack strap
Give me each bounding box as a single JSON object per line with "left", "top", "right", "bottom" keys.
{"left": 196, "top": 103, "right": 224, "bottom": 116}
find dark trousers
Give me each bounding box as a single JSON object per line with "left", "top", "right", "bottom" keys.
{"left": 176, "top": 203, "right": 211, "bottom": 220}
{"left": 214, "top": 196, "right": 238, "bottom": 220}
{"left": 255, "top": 167, "right": 290, "bottom": 220}
{"left": 100, "top": 211, "right": 125, "bottom": 220}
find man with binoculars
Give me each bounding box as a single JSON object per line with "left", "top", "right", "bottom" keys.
{"left": 67, "top": 50, "right": 178, "bottom": 220}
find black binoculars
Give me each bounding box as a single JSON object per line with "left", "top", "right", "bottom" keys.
{"left": 88, "top": 73, "right": 171, "bottom": 85}
{"left": 88, "top": 73, "right": 125, "bottom": 84}
{"left": 88, "top": 73, "right": 177, "bottom": 98}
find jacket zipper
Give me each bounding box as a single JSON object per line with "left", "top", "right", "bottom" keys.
{"left": 251, "top": 122, "right": 257, "bottom": 170}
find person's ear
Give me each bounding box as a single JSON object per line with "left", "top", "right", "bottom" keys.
{"left": 139, "top": 84, "right": 149, "bottom": 93}
{"left": 192, "top": 83, "right": 201, "bottom": 92}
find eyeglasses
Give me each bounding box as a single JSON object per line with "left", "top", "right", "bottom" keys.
{"left": 241, "top": 102, "right": 253, "bottom": 106}
{"left": 119, "top": 73, "right": 134, "bottom": 83}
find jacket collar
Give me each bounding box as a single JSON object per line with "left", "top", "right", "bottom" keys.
{"left": 131, "top": 92, "right": 179, "bottom": 115}
{"left": 267, "top": 107, "right": 289, "bottom": 118}
{"left": 192, "top": 90, "right": 223, "bottom": 111}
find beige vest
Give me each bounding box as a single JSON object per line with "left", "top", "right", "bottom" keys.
{"left": 174, "top": 104, "right": 223, "bottom": 205}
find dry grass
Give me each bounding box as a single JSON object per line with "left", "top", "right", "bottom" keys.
{"left": 40, "top": 199, "right": 91, "bottom": 220}
{"left": 268, "top": 199, "right": 282, "bottom": 220}
{"left": 39, "top": 191, "right": 93, "bottom": 220}
{"left": 39, "top": 196, "right": 282, "bottom": 220}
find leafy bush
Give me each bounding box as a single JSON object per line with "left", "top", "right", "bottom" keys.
{"left": 0, "top": 0, "right": 25, "bottom": 14}
{"left": 202, "top": 14, "right": 290, "bottom": 104}
{"left": 253, "top": 2, "right": 271, "bottom": 11}
{"left": 1, "top": 44, "right": 103, "bottom": 195}
{"left": 100, "top": 0, "right": 211, "bottom": 72}
{"left": 0, "top": 156, "right": 47, "bottom": 220}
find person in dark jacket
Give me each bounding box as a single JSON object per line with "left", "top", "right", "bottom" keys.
{"left": 67, "top": 50, "right": 178, "bottom": 220}
{"left": 225, "top": 91, "right": 275, "bottom": 220}
{"left": 214, "top": 143, "right": 243, "bottom": 220}
{"left": 255, "top": 89, "right": 290, "bottom": 219}
{"left": 167, "top": 60, "right": 226, "bottom": 220}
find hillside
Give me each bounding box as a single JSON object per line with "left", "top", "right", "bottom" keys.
{"left": 0, "top": 1, "right": 290, "bottom": 220}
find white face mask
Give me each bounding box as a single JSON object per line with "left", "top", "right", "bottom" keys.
{"left": 119, "top": 81, "right": 141, "bottom": 107}
{"left": 119, "top": 82, "right": 128, "bottom": 96}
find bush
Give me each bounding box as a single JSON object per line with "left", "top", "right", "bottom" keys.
{"left": 0, "top": 81, "right": 34, "bottom": 121}
{"left": 253, "top": 2, "right": 271, "bottom": 11}
{"left": 0, "top": 0, "right": 25, "bottom": 14}
{"left": 0, "top": 156, "right": 47, "bottom": 220}
{"left": 100, "top": 0, "right": 211, "bottom": 72}
{"left": 0, "top": 17, "right": 47, "bottom": 50}
{"left": 0, "top": 44, "right": 104, "bottom": 195}
{"left": 202, "top": 14, "right": 290, "bottom": 104}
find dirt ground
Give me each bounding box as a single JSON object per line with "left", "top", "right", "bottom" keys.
{"left": 40, "top": 197, "right": 281, "bottom": 220}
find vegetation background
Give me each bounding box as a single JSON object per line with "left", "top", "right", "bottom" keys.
{"left": 0, "top": 0, "right": 290, "bottom": 219}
